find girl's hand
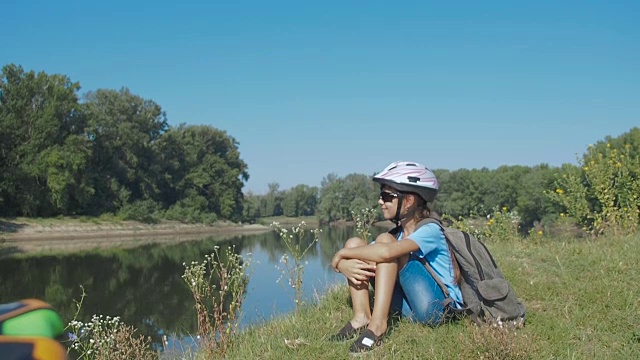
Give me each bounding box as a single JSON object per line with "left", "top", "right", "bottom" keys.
{"left": 336, "top": 258, "right": 376, "bottom": 285}
{"left": 331, "top": 249, "right": 345, "bottom": 271}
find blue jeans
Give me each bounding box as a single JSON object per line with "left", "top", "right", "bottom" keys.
{"left": 387, "top": 258, "right": 447, "bottom": 326}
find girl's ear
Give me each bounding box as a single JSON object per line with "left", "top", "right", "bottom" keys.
{"left": 404, "top": 193, "right": 415, "bottom": 208}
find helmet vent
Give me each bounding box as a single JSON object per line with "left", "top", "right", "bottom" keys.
{"left": 407, "top": 176, "right": 420, "bottom": 183}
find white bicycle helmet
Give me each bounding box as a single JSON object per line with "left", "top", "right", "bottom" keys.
{"left": 373, "top": 161, "right": 439, "bottom": 202}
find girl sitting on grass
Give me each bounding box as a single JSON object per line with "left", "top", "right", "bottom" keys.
{"left": 330, "top": 161, "right": 463, "bottom": 354}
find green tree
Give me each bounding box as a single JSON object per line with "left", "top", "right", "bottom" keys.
{"left": 435, "top": 168, "right": 489, "bottom": 218}
{"left": 39, "top": 135, "right": 94, "bottom": 213}
{"left": 261, "top": 182, "right": 283, "bottom": 217}
{"left": 316, "top": 173, "right": 343, "bottom": 223}
{"left": 242, "top": 191, "right": 261, "bottom": 222}
{"left": 82, "top": 88, "right": 168, "bottom": 213}
{"left": 155, "top": 125, "right": 249, "bottom": 221}
{"left": 0, "top": 64, "right": 90, "bottom": 216}
{"left": 281, "top": 185, "right": 318, "bottom": 217}
{"left": 516, "top": 164, "right": 559, "bottom": 227}
{"left": 485, "top": 165, "right": 530, "bottom": 212}
{"left": 317, "top": 173, "right": 378, "bottom": 223}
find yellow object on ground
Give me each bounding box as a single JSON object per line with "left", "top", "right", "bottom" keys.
{"left": 0, "top": 336, "right": 68, "bottom": 360}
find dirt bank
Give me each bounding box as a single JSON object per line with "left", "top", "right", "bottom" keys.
{"left": 0, "top": 219, "right": 271, "bottom": 256}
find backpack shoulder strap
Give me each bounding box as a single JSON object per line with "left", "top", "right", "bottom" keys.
{"left": 417, "top": 257, "right": 454, "bottom": 308}
{"left": 416, "top": 217, "right": 443, "bottom": 228}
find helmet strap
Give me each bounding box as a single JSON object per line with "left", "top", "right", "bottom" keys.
{"left": 393, "top": 194, "right": 405, "bottom": 226}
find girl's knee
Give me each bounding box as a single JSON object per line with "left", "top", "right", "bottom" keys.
{"left": 344, "top": 237, "right": 367, "bottom": 248}
{"left": 374, "top": 232, "right": 396, "bottom": 244}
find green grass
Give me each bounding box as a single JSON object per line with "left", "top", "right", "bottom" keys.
{"left": 223, "top": 233, "right": 640, "bottom": 359}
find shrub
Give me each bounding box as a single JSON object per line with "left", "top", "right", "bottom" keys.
{"left": 117, "top": 199, "right": 162, "bottom": 223}
{"left": 163, "top": 202, "right": 218, "bottom": 224}
{"left": 67, "top": 315, "right": 156, "bottom": 360}
{"left": 548, "top": 143, "right": 640, "bottom": 236}
{"left": 443, "top": 206, "right": 521, "bottom": 242}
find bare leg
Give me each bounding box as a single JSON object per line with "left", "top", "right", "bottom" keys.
{"left": 367, "top": 233, "right": 408, "bottom": 337}
{"left": 343, "top": 237, "right": 372, "bottom": 329}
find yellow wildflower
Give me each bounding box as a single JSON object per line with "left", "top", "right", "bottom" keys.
{"left": 555, "top": 188, "right": 564, "bottom": 194}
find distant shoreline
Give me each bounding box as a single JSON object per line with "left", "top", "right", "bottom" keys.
{"left": 0, "top": 216, "right": 394, "bottom": 257}
{"left": 0, "top": 218, "right": 271, "bottom": 256}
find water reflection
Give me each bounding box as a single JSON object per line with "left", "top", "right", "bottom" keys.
{"left": 0, "top": 225, "right": 388, "bottom": 348}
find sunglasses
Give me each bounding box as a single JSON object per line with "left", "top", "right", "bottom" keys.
{"left": 379, "top": 191, "right": 399, "bottom": 203}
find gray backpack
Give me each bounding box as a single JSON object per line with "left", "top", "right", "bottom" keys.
{"left": 414, "top": 218, "right": 526, "bottom": 328}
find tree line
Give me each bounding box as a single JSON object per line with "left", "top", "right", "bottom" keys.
{"left": 2, "top": 64, "right": 638, "bottom": 231}
{"left": 243, "top": 164, "right": 560, "bottom": 227}
{"left": 244, "top": 130, "right": 640, "bottom": 232}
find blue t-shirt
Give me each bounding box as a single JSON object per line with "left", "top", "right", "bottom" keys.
{"left": 398, "top": 223, "right": 464, "bottom": 307}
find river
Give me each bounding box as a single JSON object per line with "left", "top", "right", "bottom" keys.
{"left": 0, "top": 224, "right": 388, "bottom": 351}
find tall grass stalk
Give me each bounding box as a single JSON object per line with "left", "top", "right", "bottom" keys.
{"left": 351, "top": 207, "right": 378, "bottom": 242}
{"left": 271, "top": 221, "right": 321, "bottom": 312}
{"left": 182, "top": 245, "right": 252, "bottom": 358}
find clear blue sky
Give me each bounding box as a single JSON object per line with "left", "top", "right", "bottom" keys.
{"left": 3, "top": 1, "right": 638, "bottom": 194}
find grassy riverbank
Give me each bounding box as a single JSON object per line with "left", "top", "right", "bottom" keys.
{"left": 222, "top": 233, "right": 640, "bottom": 359}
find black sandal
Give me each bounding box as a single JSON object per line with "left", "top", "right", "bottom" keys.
{"left": 349, "top": 329, "right": 383, "bottom": 354}
{"left": 329, "top": 321, "right": 362, "bottom": 342}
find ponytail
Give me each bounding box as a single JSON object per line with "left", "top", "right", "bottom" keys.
{"left": 448, "top": 246, "right": 462, "bottom": 285}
